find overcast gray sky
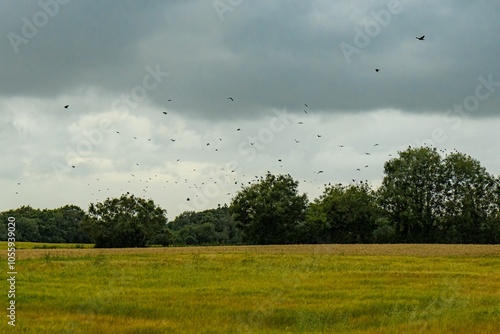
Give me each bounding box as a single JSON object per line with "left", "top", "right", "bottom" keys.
{"left": 1, "top": 0, "right": 500, "bottom": 220}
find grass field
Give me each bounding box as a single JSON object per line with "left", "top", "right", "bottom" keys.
{"left": 2, "top": 244, "right": 499, "bottom": 333}
{"left": 0, "top": 241, "right": 93, "bottom": 250}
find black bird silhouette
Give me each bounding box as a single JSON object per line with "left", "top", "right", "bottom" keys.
{"left": 171, "top": 139, "right": 176, "bottom": 142}
{"left": 365, "top": 152, "right": 371, "bottom": 155}
{"left": 168, "top": 99, "right": 172, "bottom": 102}
{"left": 294, "top": 139, "right": 300, "bottom": 143}
{"left": 317, "top": 134, "right": 322, "bottom": 137}
{"left": 186, "top": 198, "right": 190, "bottom": 201}
{"left": 375, "top": 68, "right": 380, "bottom": 72}
{"left": 416, "top": 35, "right": 425, "bottom": 41}
{"left": 357, "top": 168, "right": 361, "bottom": 171}
{"left": 298, "top": 122, "right": 304, "bottom": 124}
{"left": 64, "top": 105, "right": 69, "bottom": 108}
{"left": 227, "top": 97, "right": 234, "bottom": 101}
{"left": 72, "top": 165, "right": 76, "bottom": 168}
{"left": 304, "top": 104, "right": 308, "bottom": 107}
{"left": 317, "top": 171, "right": 324, "bottom": 174}
{"left": 374, "top": 143, "right": 379, "bottom": 146}
{"left": 163, "top": 112, "right": 167, "bottom": 115}
{"left": 304, "top": 110, "right": 308, "bottom": 114}
{"left": 236, "top": 128, "right": 241, "bottom": 131}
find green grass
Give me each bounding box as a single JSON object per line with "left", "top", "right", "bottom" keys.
{"left": 4, "top": 245, "right": 500, "bottom": 333}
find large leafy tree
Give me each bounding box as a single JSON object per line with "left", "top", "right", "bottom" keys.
{"left": 378, "top": 146, "right": 500, "bottom": 243}
{"left": 305, "top": 182, "right": 381, "bottom": 244}
{"left": 438, "top": 153, "right": 499, "bottom": 243}
{"left": 378, "top": 147, "right": 443, "bottom": 242}
{"left": 83, "top": 194, "right": 168, "bottom": 248}
{"left": 229, "top": 173, "right": 308, "bottom": 244}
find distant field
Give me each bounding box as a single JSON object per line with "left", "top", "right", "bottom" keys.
{"left": 0, "top": 241, "right": 93, "bottom": 250}
{"left": 3, "top": 244, "right": 500, "bottom": 333}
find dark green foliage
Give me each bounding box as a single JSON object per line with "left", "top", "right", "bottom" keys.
{"left": 229, "top": 173, "right": 308, "bottom": 244}
{"left": 0, "top": 205, "right": 90, "bottom": 243}
{"left": 82, "top": 194, "right": 168, "bottom": 248}
{"left": 378, "top": 147, "right": 500, "bottom": 243}
{"left": 378, "top": 147, "right": 443, "bottom": 242}
{"left": 302, "top": 182, "right": 381, "bottom": 244}
{"left": 168, "top": 205, "right": 243, "bottom": 245}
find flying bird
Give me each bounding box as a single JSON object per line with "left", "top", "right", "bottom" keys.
{"left": 227, "top": 97, "right": 234, "bottom": 101}
{"left": 416, "top": 35, "right": 425, "bottom": 41}
{"left": 317, "top": 134, "right": 322, "bottom": 137}
{"left": 64, "top": 105, "right": 69, "bottom": 109}
{"left": 304, "top": 104, "right": 308, "bottom": 107}
{"left": 236, "top": 128, "right": 241, "bottom": 131}
{"left": 375, "top": 68, "right": 380, "bottom": 72}
{"left": 317, "top": 171, "right": 324, "bottom": 174}
{"left": 304, "top": 110, "right": 308, "bottom": 114}
{"left": 374, "top": 143, "right": 379, "bottom": 146}
{"left": 170, "top": 139, "right": 175, "bottom": 142}
{"left": 365, "top": 153, "right": 371, "bottom": 155}
{"left": 163, "top": 112, "right": 167, "bottom": 115}
{"left": 298, "top": 122, "right": 304, "bottom": 124}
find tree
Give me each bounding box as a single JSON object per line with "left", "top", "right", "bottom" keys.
{"left": 167, "top": 206, "right": 242, "bottom": 245}
{"left": 378, "top": 146, "right": 500, "bottom": 243}
{"left": 82, "top": 194, "right": 168, "bottom": 248}
{"left": 438, "top": 153, "right": 499, "bottom": 243}
{"left": 229, "top": 173, "right": 308, "bottom": 244}
{"left": 0, "top": 205, "right": 90, "bottom": 243}
{"left": 304, "top": 182, "right": 380, "bottom": 244}
{"left": 378, "top": 147, "right": 443, "bottom": 242}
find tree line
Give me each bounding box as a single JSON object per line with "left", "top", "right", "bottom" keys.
{"left": 2, "top": 147, "right": 500, "bottom": 246}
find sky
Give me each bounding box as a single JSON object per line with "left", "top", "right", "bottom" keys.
{"left": 1, "top": 0, "right": 500, "bottom": 220}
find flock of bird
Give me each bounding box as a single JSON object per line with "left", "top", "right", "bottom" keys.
{"left": 12, "top": 35, "right": 427, "bottom": 212}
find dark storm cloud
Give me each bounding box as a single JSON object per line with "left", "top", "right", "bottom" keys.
{"left": 1, "top": 0, "right": 173, "bottom": 96}
{"left": 1, "top": 0, "right": 499, "bottom": 119}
